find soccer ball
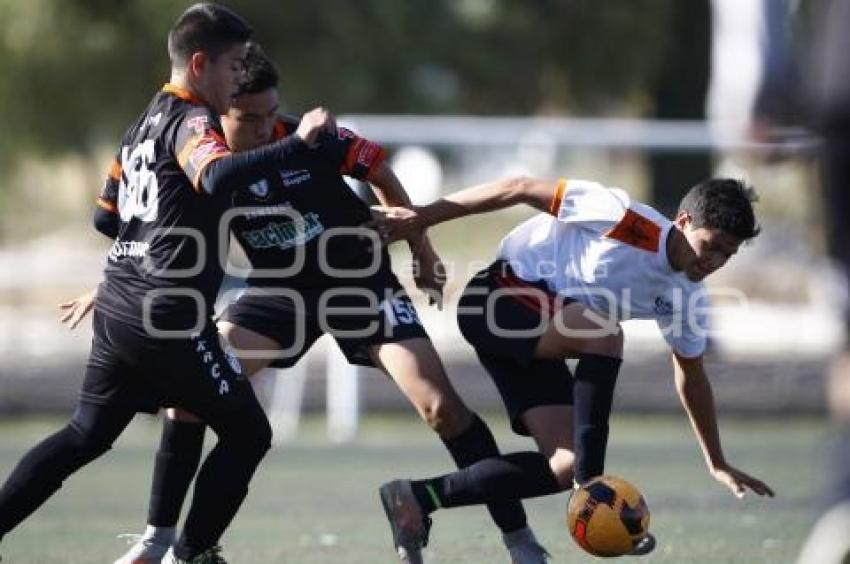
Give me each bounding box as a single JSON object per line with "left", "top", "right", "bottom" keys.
{"left": 566, "top": 475, "right": 651, "bottom": 557}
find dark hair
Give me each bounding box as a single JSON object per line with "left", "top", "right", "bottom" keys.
{"left": 236, "top": 42, "right": 279, "bottom": 95}
{"left": 167, "top": 3, "right": 253, "bottom": 68}
{"left": 677, "top": 178, "right": 760, "bottom": 240}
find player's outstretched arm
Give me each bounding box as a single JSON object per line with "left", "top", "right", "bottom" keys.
{"left": 672, "top": 353, "right": 775, "bottom": 498}
{"left": 199, "top": 107, "right": 335, "bottom": 196}
{"left": 368, "top": 163, "right": 446, "bottom": 304}
{"left": 372, "top": 176, "right": 557, "bottom": 242}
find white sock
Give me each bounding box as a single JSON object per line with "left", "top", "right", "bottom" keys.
{"left": 143, "top": 524, "right": 176, "bottom": 545}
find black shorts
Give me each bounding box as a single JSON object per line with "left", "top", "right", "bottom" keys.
{"left": 83, "top": 309, "right": 257, "bottom": 418}
{"left": 218, "top": 272, "right": 429, "bottom": 368}
{"left": 457, "top": 260, "right": 574, "bottom": 435}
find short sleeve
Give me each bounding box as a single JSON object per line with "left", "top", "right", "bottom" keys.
{"left": 96, "top": 155, "right": 121, "bottom": 214}
{"left": 314, "top": 127, "right": 386, "bottom": 181}
{"left": 174, "top": 107, "right": 231, "bottom": 193}
{"left": 551, "top": 179, "right": 630, "bottom": 232}
{"left": 658, "top": 285, "right": 709, "bottom": 358}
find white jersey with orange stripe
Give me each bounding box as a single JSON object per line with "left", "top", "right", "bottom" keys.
{"left": 496, "top": 178, "right": 708, "bottom": 358}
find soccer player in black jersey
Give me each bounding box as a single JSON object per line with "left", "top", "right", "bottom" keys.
{"left": 65, "top": 42, "right": 546, "bottom": 564}
{"left": 0, "top": 5, "right": 336, "bottom": 564}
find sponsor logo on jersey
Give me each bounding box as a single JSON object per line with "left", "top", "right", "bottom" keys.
{"left": 653, "top": 296, "right": 675, "bottom": 316}
{"left": 241, "top": 202, "right": 295, "bottom": 220}
{"left": 248, "top": 179, "right": 270, "bottom": 198}
{"left": 189, "top": 137, "right": 228, "bottom": 171}
{"left": 107, "top": 240, "right": 151, "bottom": 261}
{"left": 337, "top": 127, "right": 356, "bottom": 140}
{"left": 280, "top": 169, "right": 311, "bottom": 187}
{"left": 357, "top": 140, "right": 382, "bottom": 168}
{"left": 187, "top": 115, "right": 209, "bottom": 135}
{"left": 242, "top": 212, "right": 324, "bottom": 250}
{"left": 145, "top": 112, "right": 162, "bottom": 128}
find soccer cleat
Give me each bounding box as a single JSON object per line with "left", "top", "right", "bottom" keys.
{"left": 379, "top": 479, "right": 432, "bottom": 564}
{"left": 503, "top": 527, "right": 550, "bottom": 564}
{"left": 160, "top": 545, "right": 227, "bottom": 564}
{"left": 114, "top": 534, "right": 171, "bottom": 564}
{"left": 629, "top": 533, "right": 657, "bottom": 556}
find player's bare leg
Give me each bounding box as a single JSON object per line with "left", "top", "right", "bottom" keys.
{"left": 217, "top": 321, "right": 280, "bottom": 378}
{"left": 371, "top": 338, "right": 468, "bottom": 562}
{"left": 372, "top": 337, "right": 544, "bottom": 562}
{"left": 371, "top": 338, "right": 472, "bottom": 438}
{"left": 533, "top": 304, "right": 655, "bottom": 555}
{"left": 502, "top": 405, "right": 577, "bottom": 563}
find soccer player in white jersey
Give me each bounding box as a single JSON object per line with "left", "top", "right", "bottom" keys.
{"left": 372, "top": 176, "right": 775, "bottom": 558}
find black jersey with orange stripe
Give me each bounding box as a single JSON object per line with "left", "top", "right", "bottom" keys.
{"left": 228, "top": 114, "right": 391, "bottom": 289}
{"left": 95, "top": 84, "right": 233, "bottom": 332}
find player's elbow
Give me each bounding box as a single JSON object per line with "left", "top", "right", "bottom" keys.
{"left": 507, "top": 176, "right": 552, "bottom": 211}
{"left": 92, "top": 206, "right": 119, "bottom": 239}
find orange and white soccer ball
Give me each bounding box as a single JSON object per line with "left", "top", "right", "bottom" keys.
{"left": 566, "top": 475, "right": 651, "bottom": 557}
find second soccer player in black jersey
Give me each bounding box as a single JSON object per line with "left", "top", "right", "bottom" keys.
{"left": 0, "top": 5, "right": 337, "bottom": 564}
{"left": 73, "top": 42, "right": 549, "bottom": 564}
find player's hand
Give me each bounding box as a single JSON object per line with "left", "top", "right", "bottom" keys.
{"left": 59, "top": 288, "right": 97, "bottom": 330}
{"left": 370, "top": 205, "right": 424, "bottom": 244}
{"left": 710, "top": 463, "right": 775, "bottom": 498}
{"left": 411, "top": 238, "right": 446, "bottom": 309}
{"left": 295, "top": 107, "right": 337, "bottom": 147}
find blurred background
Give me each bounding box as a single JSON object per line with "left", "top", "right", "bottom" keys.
{"left": 0, "top": 2, "right": 847, "bottom": 561}
{"left": 0, "top": 0, "right": 835, "bottom": 415}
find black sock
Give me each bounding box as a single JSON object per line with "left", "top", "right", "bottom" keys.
{"left": 147, "top": 418, "right": 207, "bottom": 527}
{"left": 441, "top": 414, "right": 527, "bottom": 532}
{"left": 412, "top": 451, "right": 561, "bottom": 511}
{"left": 573, "top": 353, "right": 621, "bottom": 484}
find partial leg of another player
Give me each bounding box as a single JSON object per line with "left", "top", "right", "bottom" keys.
{"left": 371, "top": 337, "right": 548, "bottom": 564}
{"left": 377, "top": 296, "right": 657, "bottom": 558}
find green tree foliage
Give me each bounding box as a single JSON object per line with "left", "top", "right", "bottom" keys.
{"left": 0, "top": 0, "right": 681, "bottom": 165}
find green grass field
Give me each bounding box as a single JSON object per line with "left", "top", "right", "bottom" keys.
{"left": 0, "top": 413, "right": 830, "bottom": 563}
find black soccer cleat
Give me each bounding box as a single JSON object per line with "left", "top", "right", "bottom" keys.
{"left": 379, "top": 479, "right": 432, "bottom": 564}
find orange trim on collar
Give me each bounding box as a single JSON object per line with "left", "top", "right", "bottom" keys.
{"left": 162, "top": 83, "right": 207, "bottom": 106}
{"left": 548, "top": 178, "right": 568, "bottom": 215}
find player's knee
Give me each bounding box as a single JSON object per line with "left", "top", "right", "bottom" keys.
{"left": 549, "top": 450, "right": 576, "bottom": 491}
{"left": 237, "top": 409, "right": 273, "bottom": 460}
{"left": 66, "top": 404, "right": 128, "bottom": 462}
{"left": 419, "top": 395, "right": 470, "bottom": 438}
{"left": 65, "top": 422, "right": 113, "bottom": 463}
{"left": 417, "top": 396, "right": 448, "bottom": 433}
{"left": 212, "top": 403, "right": 272, "bottom": 464}
{"left": 581, "top": 326, "right": 624, "bottom": 358}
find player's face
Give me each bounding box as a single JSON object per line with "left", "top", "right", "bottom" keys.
{"left": 221, "top": 88, "right": 280, "bottom": 152}
{"left": 197, "top": 43, "right": 247, "bottom": 115}
{"left": 675, "top": 213, "right": 742, "bottom": 281}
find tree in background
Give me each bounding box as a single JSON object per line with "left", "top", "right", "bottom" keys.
{"left": 0, "top": 0, "right": 702, "bottom": 235}
{"left": 646, "top": 0, "right": 712, "bottom": 216}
